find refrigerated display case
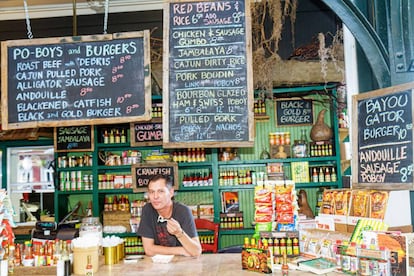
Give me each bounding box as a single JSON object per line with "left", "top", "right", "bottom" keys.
{"left": 7, "top": 146, "right": 54, "bottom": 223}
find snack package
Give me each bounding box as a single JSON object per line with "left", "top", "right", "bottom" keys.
{"left": 321, "top": 190, "right": 335, "bottom": 215}
{"left": 350, "top": 190, "right": 370, "bottom": 217}
{"left": 254, "top": 185, "right": 274, "bottom": 223}
{"left": 370, "top": 190, "right": 389, "bottom": 219}
{"left": 334, "top": 189, "right": 351, "bottom": 215}
{"left": 275, "top": 185, "right": 294, "bottom": 205}
{"left": 254, "top": 186, "right": 273, "bottom": 204}
{"left": 275, "top": 182, "right": 297, "bottom": 227}
{"left": 255, "top": 204, "right": 274, "bottom": 222}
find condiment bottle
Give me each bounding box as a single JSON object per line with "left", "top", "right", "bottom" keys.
{"left": 8, "top": 245, "right": 15, "bottom": 274}
{"left": 331, "top": 167, "right": 337, "bottom": 182}
{"left": 115, "top": 129, "right": 121, "bottom": 143}
{"left": 312, "top": 168, "right": 318, "bottom": 182}
{"left": 103, "top": 130, "right": 109, "bottom": 144}
{"left": 319, "top": 168, "right": 324, "bottom": 182}
{"left": 273, "top": 238, "right": 280, "bottom": 256}
{"left": 250, "top": 238, "right": 256, "bottom": 249}
{"left": 325, "top": 167, "right": 331, "bottom": 182}
{"left": 292, "top": 238, "right": 299, "bottom": 255}
{"left": 286, "top": 237, "right": 293, "bottom": 256}
{"left": 120, "top": 129, "right": 126, "bottom": 143}
{"left": 279, "top": 238, "right": 286, "bottom": 256}
{"left": 281, "top": 252, "right": 289, "bottom": 276}
{"left": 268, "top": 238, "right": 274, "bottom": 256}
{"left": 109, "top": 129, "right": 115, "bottom": 144}
{"left": 244, "top": 237, "right": 250, "bottom": 248}
{"left": 300, "top": 129, "right": 308, "bottom": 156}
{"left": 14, "top": 244, "right": 21, "bottom": 267}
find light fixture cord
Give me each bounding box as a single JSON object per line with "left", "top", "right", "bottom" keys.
{"left": 23, "top": 0, "right": 33, "bottom": 39}
{"left": 103, "top": 0, "right": 109, "bottom": 34}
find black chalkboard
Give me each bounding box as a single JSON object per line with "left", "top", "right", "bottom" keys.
{"left": 1, "top": 31, "right": 152, "bottom": 130}
{"left": 163, "top": 0, "right": 254, "bottom": 148}
{"left": 275, "top": 98, "right": 314, "bottom": 126}
{"left": 352, "top": 82, "right": 414, "bottom": 190}
{"left": 54, "top": 125, "right": 94, "bottom": 152}
{"left": 130, "top": 119, "right": 163, "bottom": 146}
{"left": 131, "top": 162, "right": 179, "bottom": 192}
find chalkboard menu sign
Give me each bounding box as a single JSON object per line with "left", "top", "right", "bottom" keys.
{"left": 130, "top": 119, "right": 163, "bottom": 146}
{"left": 54, "top": 125, "right": 94, "bottom": 152}
{"left": 352, "top": 82, "right": 414, "bottom": 190}
{"left": 1, "top": 31, "right": 152, "bottom": 130}
{"left": 163, "top": 0, "right": 254, "bottom": 148}
{"left": 275, "top": 98, "right": 314, "bottom": 126}
{"left": 131, "top": 162, "right": 178, "bottom": 192}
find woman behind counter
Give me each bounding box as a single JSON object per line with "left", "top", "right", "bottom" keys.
{"left": 137, "top": 175, "right": 202, "bottom": 257}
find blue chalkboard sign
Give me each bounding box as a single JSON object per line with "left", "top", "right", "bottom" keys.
{"left": 275, "top": 98, "right": 314, "bottom": 126}
{"left": 352, "top": 82, "right": 414, "bottom": 190}
{"left": 1, "top": 31, "right": 152, "bottom": 130}
{"left": 54, "top": 125, "right": 94, "bottom": 152}
{"left": 163, "top": 0, "right": 254, "bottom": 148}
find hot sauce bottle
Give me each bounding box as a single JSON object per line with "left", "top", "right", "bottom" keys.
{"left": 281, "top": 252, "right": 289, "bottom": 276}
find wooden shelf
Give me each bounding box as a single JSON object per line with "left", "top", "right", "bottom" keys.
{"left": 254, "top": 115, "right": 270, "bottom": 121}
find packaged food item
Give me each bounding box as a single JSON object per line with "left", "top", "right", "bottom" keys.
{"left": 275, "top": 185, "right": 294, "bottom": 205}
{"left": 275, "top": 185, "right": 295, "bottom": 220}
{"left": 351, "top": 190, "right": 369, "bottom": 217}
{"left": 255, "top": 204, "right": 274, "bottom": 222}
{"left": 321, "top": 190, "right": 334, "bottom": 214}
{"left": 334, "top": 190, "right": 350, "bottom": 215}
{"left": 254, "top": 187, "right": 273, "bottom": 204}
{"left": 370, "top": 190, "right": 389, "bottom": 219}
{"left": 254, "top": 185, "right": 274, "bottom": 223}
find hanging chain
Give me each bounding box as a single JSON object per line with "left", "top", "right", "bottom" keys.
{"left": 23, "top": 0, "right": 33, "bottom": 39}
{"left": 103, "top": 0, "right": 109, "bottom": 34}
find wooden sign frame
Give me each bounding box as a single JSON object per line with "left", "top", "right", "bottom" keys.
{"left": 274, "top": 98, "right": 314, "bottom": 126}
{"left": 131, "top": 162, "right": 179, "bottom": 193}
{"left": 54, "top": 125, "right": 94, "bottom": 152}
{"left": 352, "top": 81, "right": 414, "bottom": 190}
{"left": 1, "top": 31, "right": 152, "bottom": 130}
{"left": 162, "top": 0, "right": 254, "bottom": 148}
{"left": 130, "top": 118, "right": 163, "bottom": 147}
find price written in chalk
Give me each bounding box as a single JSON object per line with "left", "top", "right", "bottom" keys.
{"left": 354, "top": 86, "right": 414, "bottom": 188}
{"left": 275, "top": 98, "right": 314, "bottom": 126}
{"left": 1, "top": 31, "right": 152, "bottom": 129}
{"left": 164, "top": 0, "right": 253, "bottom": 146}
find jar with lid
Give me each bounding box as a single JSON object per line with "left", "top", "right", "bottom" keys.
{"left": 79, "top": 217, "right": 103, "bottom": 247}
{"left": 292, "top": 140, "right": 306, "bottom": 157}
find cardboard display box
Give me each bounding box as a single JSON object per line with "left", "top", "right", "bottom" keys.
{"left": 319, "top": 189, "right": 412, "bottom": 233}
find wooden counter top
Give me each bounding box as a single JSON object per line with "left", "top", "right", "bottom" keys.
{"left": 72, "top": 253, "right": 341, "bottom": 276}
{"left": 13, "top": 253, "right": 342, "bottom": 275}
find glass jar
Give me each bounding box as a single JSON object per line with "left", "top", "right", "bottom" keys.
{"left": 292, "top": 140, "right": 307, "bottom": 158}
{"left": 79, "top": 217, "right": 103, "bottom": 247}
